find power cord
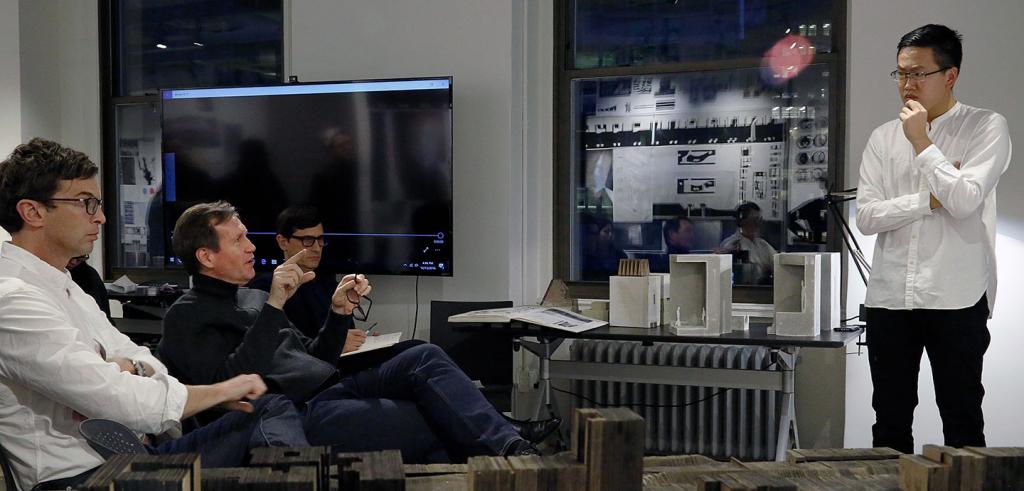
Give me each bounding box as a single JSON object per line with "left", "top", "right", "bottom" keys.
{"left": 410, "top": 275, "right": 420, "bottom": 339}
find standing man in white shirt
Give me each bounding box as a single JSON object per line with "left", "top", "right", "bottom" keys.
{"left": 0, "top": 138, "right": 309, "bottom": 490}
{"left": 856, "top": 24, "right": 1011, "bottom": 453}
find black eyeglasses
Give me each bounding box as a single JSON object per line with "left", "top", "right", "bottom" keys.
{"left": 345, "top": 290, "right": 372, "bottom": 322}
{"left": 890, "top": 67, "right": 949, "bottom": 84}
{"left": 33, "top": 197, "right": 103, "bottom": 215}
{"left": 289, "top": 235, "right": 327, "bottom": 247}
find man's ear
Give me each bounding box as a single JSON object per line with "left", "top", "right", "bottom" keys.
{"left": 275, "top": 234, "right": 289, "bottom": 252}
{"left": 195, "top": 247, "right": 217, "bottom": 271}
{"left": 15, "top": 199, "right": 46, "bottom": 230}
{"left": 946, "top": 66, "right": 959, "bottom": 90}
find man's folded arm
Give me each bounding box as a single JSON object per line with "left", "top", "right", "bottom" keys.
{"left": 856, "top": 134, "right": 932, "bottom": 235}
{"left": 0, "top": 290, "right": 186, "bottom": 434}
{"left": 917, "top": 114, "right": 1011, "bottom": 219}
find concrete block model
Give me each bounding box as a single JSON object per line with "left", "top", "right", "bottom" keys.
{"left": 772, "top": 252, "right": 840, "bottom": 336}
{"left": 609, "top": 275, "right": 661, "bottom": 328}
{"left": 665, "top": 254, "right": 732, "bottom": 335}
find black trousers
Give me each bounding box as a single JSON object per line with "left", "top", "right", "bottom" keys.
{"left": 865, "top": 295, "right": 990, "bottom": 454}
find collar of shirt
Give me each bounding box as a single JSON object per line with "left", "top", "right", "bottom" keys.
{"left": 1, "top": 241, "right": 75, "bottom": 292}
{"left": 193, "top": 273, "right": 240, "bottom": 299}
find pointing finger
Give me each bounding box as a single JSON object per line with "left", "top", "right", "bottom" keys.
{"left": 283, "top": 249, "right": 308, "bottom": 266}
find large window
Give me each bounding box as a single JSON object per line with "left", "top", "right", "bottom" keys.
{"left": 100, "top": 0, "right": 283, "bottom": 277}
{"left": 555, "top": 0, "right": 846, "bottom": 294}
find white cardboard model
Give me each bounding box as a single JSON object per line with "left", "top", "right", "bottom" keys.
{"left": 609, "top": 275, "right": 661, "bottom": 328}
{"left": 666, "top": 254, "right": 732, "bottom": 335}
{"left": 772, "top": 252, "right": 840, "bottom": 337}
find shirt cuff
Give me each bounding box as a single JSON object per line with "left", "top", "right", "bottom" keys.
{"left": 914, "top": 143, "right": 944, "bottom": 172}
{"left": 160, "top": 372, "right": 188, "bottom": 433}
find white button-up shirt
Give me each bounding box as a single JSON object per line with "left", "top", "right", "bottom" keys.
{"left": 0, "top": 242, "right": 187, "bottom": 490}
{"left": 856, "top": 102, "right": 1011, "bottom": 312}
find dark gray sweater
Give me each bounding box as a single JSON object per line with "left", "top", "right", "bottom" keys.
{"left": 158, "top": 274, "right": 352, "bottom": 403}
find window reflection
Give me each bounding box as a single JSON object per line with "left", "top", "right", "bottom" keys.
{"left": 570, "top": 65, "right": 831, "bottom": 284}
{"left": 574, "top": 0, "right": 835, "bottom": 69}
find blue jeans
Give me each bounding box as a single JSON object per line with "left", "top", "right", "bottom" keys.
{"left": 34, "top": 396, "right": 308, "bottom": 490}
{"left": 153, "top": 394, "right": 309, "bottom": 466}
{"left": 304, "top": 344, "right": 520, "bottom": 462}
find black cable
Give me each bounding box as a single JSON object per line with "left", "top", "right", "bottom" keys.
{"left": 551, "top": 386, "right": 732, "bottom": 409}
{"left": 842, "top": 315, "right": 859, "bottom": 322}
{"left": 411, "top": 275, "right": 420, "bottom": 339}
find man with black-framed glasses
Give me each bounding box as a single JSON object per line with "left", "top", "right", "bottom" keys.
{"left": 250, "top": 205, "right": 424, "bottom": 356}
{"left": 856, "top": 24, "right": 1012, "bottom": 453}
{"left": 250, "top": 205, "right": 561, "bottom": 444}
{"left": 0, "top": 139, "right": 310, "bottom": 490}
{"left": 161, "top": 201, "right": 544, "bottom": 464}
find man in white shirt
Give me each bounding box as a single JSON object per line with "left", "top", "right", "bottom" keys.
{"left": 856, "top": 24, "right": 1011, "bottom": 453}
{"left": 0, "top": 138, "right": 309, "bottom": 490}
{"left": 717, "top": 202, "right": 777, "bottom": 284}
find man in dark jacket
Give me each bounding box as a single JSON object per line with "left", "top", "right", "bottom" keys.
{"left": 159, "top": 201, "right": 539, "bottom": 462}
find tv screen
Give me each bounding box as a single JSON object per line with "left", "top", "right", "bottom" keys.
{"left": 160, "top": 77, "right": 453, "bottom": 276}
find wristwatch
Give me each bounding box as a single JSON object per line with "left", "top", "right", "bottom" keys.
{"left": 131, "top": 360, "right": 148, "bottom": 377}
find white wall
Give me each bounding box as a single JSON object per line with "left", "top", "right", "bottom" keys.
{"left": 844, "top": 0, "right": 1024, "bottom": 450}
{"left": 0, "top": 1, "right": 20, "bottom": 243}
{"left": 288, "top": 0, "right": 552, "bottom": 339}
{"left": 17, "top": 0, "right": 102, "bottom": 270}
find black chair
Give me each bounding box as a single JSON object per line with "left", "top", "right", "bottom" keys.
{"left": 0, "top": 443, "right": 19, "bottom": 491}
{"left": 429, "top": 300, "right": 513, "bottom": 412}
{"left": 78, "top": 419, "right": 149, "bottom": 459}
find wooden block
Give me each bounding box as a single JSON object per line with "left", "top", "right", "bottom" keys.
{"left": 922, "top": 445, "right": 985, "bottom": 491}
{"left": 576, "top": 408, "right": 644, "bottom": 491}
{"left": 617, "top": 258, "right": 650, "bottom": 277}
{"left": 79, "top": 453, "right": 202, "bottom": 491}
{"left": 964, "top": 447, "right": 1024, "bottom": 490}
{"left": 402, "top": 464, "right": 467, "bottom": 477}
{"left": 571, "top": 408, "right": 602, "bottom": 459}
{"left": 543, "top": 454, "right": 586, "bottom": 491}
{"left": 899, "top": 454, "right": 949, "bottom": 491}
{"left": 467, "top": 456, "right": 514, "bottom": 491}
{"left": 786, "top": 447, "right": 902, "bottom": 463}
{"left": 508, "top": 455, "right": 541, "bottom": 491}
{"left": 251, "top": 446, "right": 331, "bottom": 491}
{"left": 336, "top": 450, "right": 405, "bottom": 491}
{"left": 643, "top": 454, "right": 717, "bottom": 468}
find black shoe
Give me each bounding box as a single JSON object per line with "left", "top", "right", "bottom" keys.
{"left": 504, "top": 438, "right": 541, "bottom": 457}
{"left": 503, "top": 415, "right": 562, "bottom": 444}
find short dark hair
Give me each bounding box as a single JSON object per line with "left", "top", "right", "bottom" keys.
{"left": 736, "top": 202, "right": 761, "bottom": 223}
{"left": 172, "top": 201, "right": 238, "bottom": 275}
{"left": 898, "top": 24, "right": 963, "bottom": 70}
{"left": 0, "top": 138, "right": 99, "bottom": 234}
{"left": 662, "top": 216, "right": 693, "bottom": 245}
{"left": 275, "top": 205, "right": 322, "bottom": 237}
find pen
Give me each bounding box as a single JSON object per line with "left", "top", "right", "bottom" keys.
{"left": 364, "top": 322, "right": 378, "bottom": 334}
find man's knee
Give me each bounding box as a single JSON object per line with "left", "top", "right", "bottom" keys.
{"left": 255, "top": 394, "right": 300, "bottom": 417}
{"left": 405, "top": 342, "right": 447, "bottom": 360}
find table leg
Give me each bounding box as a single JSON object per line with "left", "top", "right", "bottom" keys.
{"left": 773, "top": 347, "right": 800, "bottom": 461}
{"left": 517, "top": 337, "right": 565, "bottom": 418}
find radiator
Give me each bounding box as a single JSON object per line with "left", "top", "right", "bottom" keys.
{"left": 569, "top": 340, "right": 782, "bottom": 461}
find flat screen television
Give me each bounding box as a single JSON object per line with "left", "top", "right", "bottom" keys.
{"left": 160, "top": 77, "right": 453, "bottom": 276}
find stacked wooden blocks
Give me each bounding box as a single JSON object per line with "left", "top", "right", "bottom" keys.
{"left": 336, "top": 450, "right": 405, "bottom": 490}
{"left": 900, "top": 445, "right": 1024, "bottom": 490}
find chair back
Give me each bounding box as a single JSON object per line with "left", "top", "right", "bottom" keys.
{"left": 0, "top": 443, "right": 19, "bottom": 491}
{"left": 429, "top": 300, "right": 514, "bottom": 410}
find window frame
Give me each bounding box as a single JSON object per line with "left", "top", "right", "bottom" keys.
{"left": 98, "top": 0, "right": 285, "bottom": 281}
{"left": 551, "top": 0, "right": 850, "bottom": 300}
